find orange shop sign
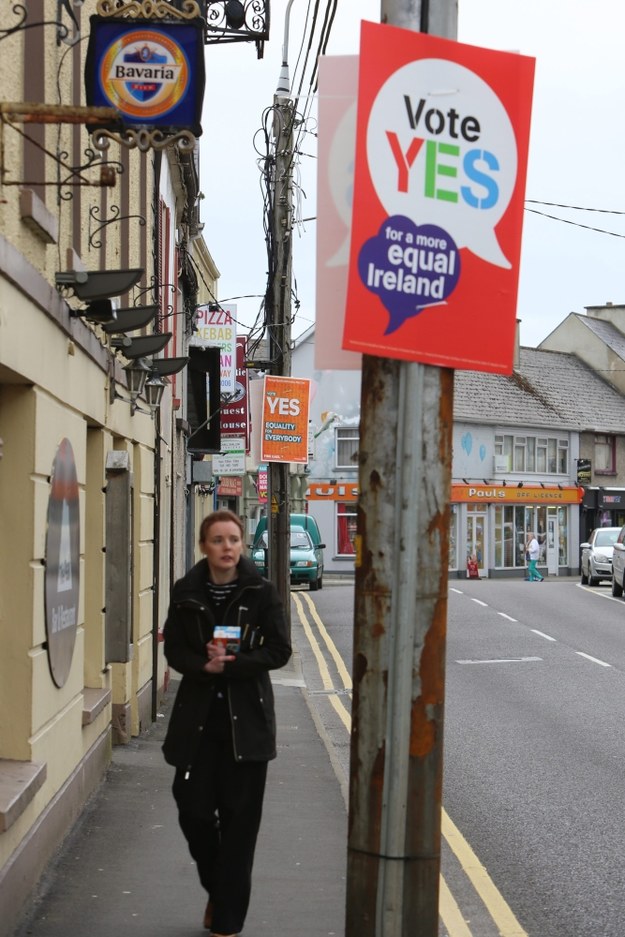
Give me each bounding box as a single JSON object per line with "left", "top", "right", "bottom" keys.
{"left": 452, "top": 484, "right": 584, "bottom": 504}
{"left": 307, "top": 484, "right": 359, "bottom": 502}
{"left": 261, "top": 376, "right": 311, "bottom": 464}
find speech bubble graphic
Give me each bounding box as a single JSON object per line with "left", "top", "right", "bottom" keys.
{"left": 358, "top": 214, "right": 460, "bottom": 334}
{"left": 366, "top": 57, "right": 517, "bottom": 268}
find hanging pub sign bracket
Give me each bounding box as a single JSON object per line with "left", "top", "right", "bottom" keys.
{"left": 85, "top": 1, "right": 207, "bottom": 153}
{"left": 203, "top": 1, "right": 270, "bottom": 58}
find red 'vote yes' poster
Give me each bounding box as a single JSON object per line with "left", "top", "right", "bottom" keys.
{"left": 343, "top": 22, "right": 535, "bottom": 374}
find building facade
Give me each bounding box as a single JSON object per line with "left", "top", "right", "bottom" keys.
{"left": 292, "top": 328, "right": 625, "bottom": 581}
{"left": 0, "top": 4, "right": 217, "bottom": 932}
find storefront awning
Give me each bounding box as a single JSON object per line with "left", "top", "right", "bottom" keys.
{"left": 451, "top": 483, "right": 584, "bottom": 504}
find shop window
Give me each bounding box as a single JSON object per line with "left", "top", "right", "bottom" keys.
{"left": 557, "top": 506, "right": 568, "bottom": 567}
{"left": 335, "top": 426, "right": 359, "bottom": 470}
{"left": 336, "top": 502, "right": 357, "bottom": 555}
{"left": 595, "top": 434, "right": 616, "bottom": 474}
{"left": 448, "top": 506, "right": 458, "bottom": 569}
{"left": 494, "top": 504, "right": 549, "bottom": 568}
{"left": 495, "top": 433, "right": 568, "bottom": 476}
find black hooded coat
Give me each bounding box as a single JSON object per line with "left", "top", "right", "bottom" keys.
{"left": 162, "top": 555, "right": 291, "bottom": 770}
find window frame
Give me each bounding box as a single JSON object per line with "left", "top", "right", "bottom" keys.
{"left": 594, "top": 434, "right": 616, "bottom": 475}
{"left": 334, "top": 426, "right": 359, "bottom": 471}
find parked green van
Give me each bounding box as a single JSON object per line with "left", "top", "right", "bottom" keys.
{"left": 251, "top": 514, "right": 325, "bottom": 590}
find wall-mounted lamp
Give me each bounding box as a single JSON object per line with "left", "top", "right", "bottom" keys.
{"left": 150, "top": 356, "right": 189, "bottom": 377}
{"left": 124, "top": 359, "right": 150, "bottom": 400}
{"left": 101, "top": 305, "right": 158, "bottom": 334}
{"left": 75, "top": 298, "right": 118, "bottom": 324}
{"left": 115, "top": 360, "right": 166, "bottom": 417}
{"left": 111, "top": 332, "right": 172, "bottom": 359}
{"left": 144, "top": 373, "right": 166, "bottom": 410}
{"left": 56, "top": 268, "right": 143, "bottom": 302}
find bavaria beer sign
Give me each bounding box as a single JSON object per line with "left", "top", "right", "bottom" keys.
{"left": 343, "top": 23, "right": 535, "bottom": 373}
{"left": 85, "top": 17, "right": 205, "bottom": 134}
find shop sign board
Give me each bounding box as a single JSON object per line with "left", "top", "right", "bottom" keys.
{"left": 307, "top": 483, "right": 359, "bottom": 502}
{"left": 261, "top": 376, "right": 311, "bottom": 464}
{"left": 44, "top": 438, "right": 80, "bottom": 688}
{"left": 212, "top": 437, "right": 245, "bottom": 476}
{"left": 452, "top": 484, "right": 584, "bottom": 504}
{"left": 220, "top": 336, "right": 250, "bottom": 448}
{"left": 576, "top": 458, "right": 592, "bottom": 485}
{"left": 257, "top": 464, "right": 268, "bottom": 503}
{"left": 217, "top": 476, "right": 243, "bottom": 498}
{"left": 343, "top": 22, "right": 535, "bottom": 373}
{"left": 85, "top": 16, "right": 205, "bottom": 135}
{"left": 192, "top": 304, "right": 237, "bottom": 395}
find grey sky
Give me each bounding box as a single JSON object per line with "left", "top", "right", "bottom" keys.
{"left": 200, "top": 0, "right": 625, "bottom": 351}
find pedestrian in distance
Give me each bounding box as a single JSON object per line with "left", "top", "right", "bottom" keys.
{"left": 525, "top": 533, "right": 544, "bottom": 581}
{"left": 162, "top": 509, "right": 292, "bottom": 937}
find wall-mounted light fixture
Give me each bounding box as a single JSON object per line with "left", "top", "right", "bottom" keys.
{"left": 144, "top": 373, "right": 166, "bottom": 410}
{"left": 150, "top": 356, "right": 189, "bottom": 377}
{"left": 124, "top": 359, "right": 150, "bottom": 400}
{"left": 101, "top": 305, "right": 158, "bottom": 334}
{"left": 110, "top": 332, "right": 172, "bottom": 359}
{"left": 55, "top": 268, "right": 143, "bottom": 302}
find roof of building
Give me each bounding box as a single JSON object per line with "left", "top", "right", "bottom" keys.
{"left": 454, "top": 346, "right": 625, "bottom": 433}
{"left": 576, "top": 315, "right": 625, "bottom": 360}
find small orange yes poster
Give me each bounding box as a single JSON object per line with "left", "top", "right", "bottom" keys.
{"left": 261, "top": 376, "right": 311, "bottom": 464}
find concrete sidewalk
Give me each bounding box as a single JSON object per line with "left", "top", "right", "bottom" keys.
{"left": 11, "top": 649, "right": 347, "bottom": 937}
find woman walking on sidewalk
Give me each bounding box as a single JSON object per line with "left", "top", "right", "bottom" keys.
{"left": 162, "top": 509, "right": 291, "bottom": 937}
{"left": 526, "top": 533, "right": 544, "bottom": 581}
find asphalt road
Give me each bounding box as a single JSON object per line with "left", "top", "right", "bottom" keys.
{"left": 445, "top": 577, "right": 625, "bottom": 937}
{"left": 296, "top": 576, "right": 625, "bottom": 937}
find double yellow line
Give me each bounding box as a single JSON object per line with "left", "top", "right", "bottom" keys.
{"left": 291, "top": 590, "right": 528, "bottom": 937}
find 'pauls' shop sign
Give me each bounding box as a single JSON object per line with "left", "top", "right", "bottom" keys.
{"left": 343, "top": 23, "right": 535, "bottom": 373}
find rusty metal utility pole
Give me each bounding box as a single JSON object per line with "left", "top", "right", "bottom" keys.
{"left": 345, "top": 2, "right": 457, "bottom": 936}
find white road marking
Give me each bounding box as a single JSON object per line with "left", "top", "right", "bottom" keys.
{"left": 456, "top": 657, "right": 542, "bottom": 665}
{"left": 450, "top": 587, "right": 464, "bottom": 594}
{"left": 471, "top": 598, "right": 488, "bottom": 607}
{"left": 576, "top": 583, "right": 623, "bottom": 603}
{"left": 531, "top": 629, "right": 556, "bottom": 642}
{"left": 498, "top": 612, "right": 517, "bottom": 622}
{"left": 576, "top": 651, "right": 611, "bottom": 668}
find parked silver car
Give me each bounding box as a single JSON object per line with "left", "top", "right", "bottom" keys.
{"left": 581, "top": 527, "right": 621, "bottom": 586}
{"left": 611, "top": 525, "right": 625, "bottom": 596}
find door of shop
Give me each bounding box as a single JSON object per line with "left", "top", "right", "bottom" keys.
{"left": 466, "top": 508, "right": 488, "bottom": 578}
{"left": 547, "top": 513, "right": 558, "bottom": 576}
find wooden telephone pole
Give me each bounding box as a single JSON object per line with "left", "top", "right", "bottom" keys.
{"left": 346, "top": 2, "right": 458, "bottom": 936}
{"left": 266, "top": 1, "right": 296, "bottom": 623}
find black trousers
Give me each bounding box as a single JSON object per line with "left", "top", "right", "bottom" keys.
{"left": 172, "top": 735, "right": 268, "bottom": 935}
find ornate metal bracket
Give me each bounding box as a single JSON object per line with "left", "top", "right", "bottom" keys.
{"left": 204, "top": 0, "right": 269, "bottom": 57}
{"left": 133, "top": 277, "right": 178, "bottom": 318}
{"left": 0, "top": 1, "right": 74, "bottom": 43}
{"left": 95, "top": 0, "right": 202, "bottom": 19}
{"left": 94, "top": 0, "right": 269, "bottom": 56}
{"left": 92, "top": 126, "right": 197, "bottom": 155}
{"left": 88, "top": 203, "right": 147, "bottom": 250}
{"left": 0, "top": 104, "right": 124, "bottom": 196}
{"left": 57, "top": 146, "right": 124, "bottom": 202}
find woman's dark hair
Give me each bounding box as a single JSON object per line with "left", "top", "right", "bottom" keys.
{"left": 199, "top": 510, "right": 244, "bottom": 544}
